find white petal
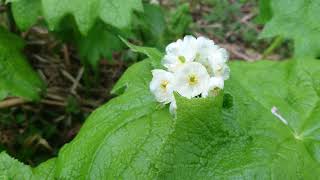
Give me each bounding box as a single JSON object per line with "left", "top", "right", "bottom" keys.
{"left": 183, "top": 35, "right": 197, "bottom": 44}
{"left": 162, "top": 54, "right": 185, "bottom": 72}
{"left": 196, "top": 36, "right": 215, "bottom": 49}
{"left": 202, "top": 77, "right": 224, "bottom": 97}
{"left": 193, "top": 37, "right": 218, "bottom": 74}
{"left": 209, "top": 47, "right": 229, "bottom": 64}
{"left": 222, "top": 65, "right": 230, "bottom": 80}
{"left": 210, "top": 77, "right": 224, "bottom": 89}
{"left": 162, "top": 35, "right": 203, "bottom": 72}
{"left": 149, "top": 69, "right": 174, "bottom": 104}
{"left": 151, "top": 69, "right": 167, "bottom": 76}
{"left": 169, "top": 100, "right": 177, "bottom": 116}
{"left": 165, "top": 39, "right": 182, "bottom": 54}
{"left": 173, "top": 62, "right": 210, "bottom": 98}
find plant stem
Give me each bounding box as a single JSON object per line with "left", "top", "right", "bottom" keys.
{"left": 262, "top": 36, "right": 283, "bottom": 59}
{"left": 6, "top": 3, "right": 17, "bottom": 33}
{"left": 0, "top": 98, "right": 27, "bottom": 108}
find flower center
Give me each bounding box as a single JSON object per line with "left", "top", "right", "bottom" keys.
{"left": 210, "top": 87, "right": 220, "bottom": 96}
{"left": 213, "top": 64, "right": 223, "bottom": 76}
{"left": 178, "top": 56, "right": 186, "bottom": 63}
{"left": 160, "top": 80, "right": 169, "bottom": 90}
{"left": 188, "top": 74, "right": 198, "bottom": 85}
{"left": 195, "top": 53, "right": 201, "bottom": 61}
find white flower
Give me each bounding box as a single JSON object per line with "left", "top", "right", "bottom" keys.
{"left": 149, "top": 69, "right": 174, "bottom": 104}
{"left": 150, "top": 35, "right": 231, "bottom": 116}
{"left": 207, "top": 48, "right": 230, "bottom": 79}
{"left": 194, "top": 37, "right": 217, "bottom": 63}
{"left": 173, "top": 62, "right": 210, "bottom": 99}
{"left": 209, "top": 48, "right": 229, "bottom": 64}
{"left": 210, "top": 62, "right": 230, "bottom": 80}
{"left": 162, "top": 36, "right": 197, "bottom": 72}
{"left": 202, "top": 77, "right": 224, "bottom": 97}
{"left": 192, "top": 37, "right": 218, "bottom": 75}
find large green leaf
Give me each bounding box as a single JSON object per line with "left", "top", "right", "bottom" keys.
{"left": 9, "top": 0, "right": 42, "bottom": 30}
{"left": 222, "top": 59, "right": 320, "bottom": 179}
{"left": 8, "top": 0, "right": 142, "bottom": 70}
{"left": 77, "top": 23, "right": 124, "bottom": 70}
{"left": 131, "top": 3, "right": 167, "bottom": 48}
{"left": 1, "top": 53, "right": 320, "bottom": 178}
{"left": 260, "top": 0, "right": 320, "bottom": 57}
{"left": 0, "top": 27, "right": 45, "bottom": 100}
{"left": 0, "top": 152, "right": 33, "bottom": 179}
{"left": 54, "top": 58, "right": 320, "bottom": 179}
{"left": 255, "top": 0, "right": 272, "bottom": 24}
{"left": 0, "top": 152, "right": 56, "bottom": 179}
{"left": 9, "top": 0, "right": 143, "bottom": 34}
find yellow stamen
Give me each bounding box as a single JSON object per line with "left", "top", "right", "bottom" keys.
{"left": 195, "top": 53, "right": 201, "bottom": 61}
{"left": 211, "top": 87, "right": 220, "bottom": 96}
{"left": 188, "top": 74, "right": 198, "bottom": 85}
{"left": 178, "top": 56, "right": 186, "bottom": 63}
{"left": 160, "top": 80, "right": 169, "bottom": 90}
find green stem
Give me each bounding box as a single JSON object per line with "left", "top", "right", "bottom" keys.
{"left": 262, "top": 36, "right": 284, "bottom": 59}
{"left": 5, "top": 3, "right": 17, "bottom": 33}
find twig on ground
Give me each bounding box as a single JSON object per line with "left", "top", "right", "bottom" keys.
{"left": 46, "top": 93, "right": 65, "bottom": 101}
{"left": 26, "top": 40, "right": 47, "bottom": 45}
{"left": 60, "top": 69, "right": 83, "bottom": 88}
{"left": 33, "top": 54, "right": 50, "bottom": 63}
{"left": 37, "top": 69, "right": 47, "bottom": 82}
{"left": 71, "top": 67, "right": 84, "bottom": 95}
{"left": 0, "top": 98, "right": 27, "bottom": 109}
{"left": 240, "top": 12, "right": 256, "bottom": 23}
{"left": 62, "top": 44, "right": 71, "bottom": 67}
{"left": 0, "top": 96, "right": 93, "bottom": 112}
{"left": 239, "top": 12, "right": 260, "bottom": 33}
{"left": 53, "top": 115, "right": 66, "bottom": 123}
{"left": 221, "top": 44, "right": 253, "bottom": 61}
{"left": 41, "top": 99, "right": 66, "bottom": 107}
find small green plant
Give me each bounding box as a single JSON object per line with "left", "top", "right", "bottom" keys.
{"left": 259, "top": 0, "right": 320, "bottom": 57}
{"left": 0, "top": 27, "right": 44, "bottom": 101}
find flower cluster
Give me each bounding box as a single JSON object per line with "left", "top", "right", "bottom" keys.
{"left": 150, "top": 35, "right": 230, "bottom": 114}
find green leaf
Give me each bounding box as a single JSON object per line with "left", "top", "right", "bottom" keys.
{"left": 0, "top": 152, "right": 56, "bottom": 179}
{"left": 131, "top": 3, "right": 167, "bottom": 47}
{"left": 10, "top": 0, "right": 41, "bottom": 30}
{"left": 120, "top": 37, "right": 164, "bottom": 68}
{"left": 44, "top": 0, "right": 143, "bottom": 34}
{"left": 255, "top": 0, "right": 272, "bottom": 24}
{"left": 55, "top": 58, "right": 320, "bottom": 179}
{"left": 9, "top": 0, "right": 143, "bottom": 34}
{"left": 111, "top": 60, "right": 153, "bottom": 95}
{"left": 77, "top": 23, "right": 124, "bottom": 70}
{"left": 260, "top": 0, "right": 320, "bottom": 57}
{"left": 32, "top": 159, "right": 56, "bottom": 179}
{"left": 0, "top": 152, "right": 33, "bottom": 179}
{"left": 223, "top": 59, "right": 320, "bottom": 179}
{"left": 8, "top": 0, "right": 142, "bottom": 70}
{"left": 2, "top": 56, "right": 320, "bottom": 178}
{"left": 48, "top": 17, "right": 124, "bottom": 70}
{"left": 0, "top": 27, "right": 45, "bottom": 100}
{"left": 167, "top": 3, "right": 192, "bottom": 38}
